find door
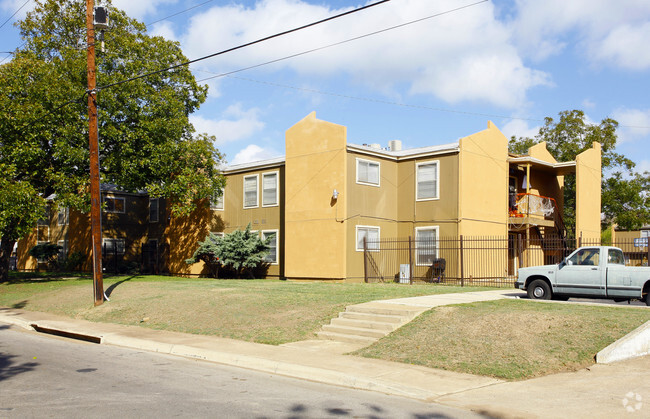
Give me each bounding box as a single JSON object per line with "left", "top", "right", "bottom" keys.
{"left": 555, "top": 248, "right": 605, "bottom": 296}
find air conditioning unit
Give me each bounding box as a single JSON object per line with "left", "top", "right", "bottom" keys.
{"left": 94, "top": 6, "right": 109, "bottom": 30}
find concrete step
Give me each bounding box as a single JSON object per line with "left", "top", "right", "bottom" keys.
{"left": 321, "top": 324, "right": 388, "bottom": 339}
{"left": 339, "top": 311, "right": 404, "bottom": 324}
{"left": 330, "top": 317, "right": 397, "bottom": 331}
{"left": 346, "top": 304, "right": 423, "bottom": 319}
{"left": 316, "top": 331, "right": 378, "bottom": 345}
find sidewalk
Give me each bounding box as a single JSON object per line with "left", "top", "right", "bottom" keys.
{"left": 1, "top": 290, "right": 648, "bottom": 418}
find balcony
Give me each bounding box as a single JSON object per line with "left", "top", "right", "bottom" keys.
{"left": 509, "top": 193, "right": 557, "bottom": 229}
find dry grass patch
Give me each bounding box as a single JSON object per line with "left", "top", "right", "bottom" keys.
{"left": 0, "top": 276, "right": 490, "bottom": 345}
{"left": 354, "top": 299, "right": 650, "bottom": 380}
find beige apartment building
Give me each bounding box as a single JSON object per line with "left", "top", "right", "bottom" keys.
{"left": 16, "top": 112, "right": 602, "bottom": 281}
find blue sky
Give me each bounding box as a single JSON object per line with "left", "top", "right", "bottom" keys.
{"left": 2, "top": 0, "right": 650, "bottom": 172}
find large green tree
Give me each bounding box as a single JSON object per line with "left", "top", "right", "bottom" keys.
{"left": 0, "top": 0, "right": 225, "bottom": 281}
{"left": 509, "top": 110, "right": 648, "bottom": 236}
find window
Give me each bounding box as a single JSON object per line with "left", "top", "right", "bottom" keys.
{"left": 607, "top": 249, "right": 625, "bottom": 265}
{"left": 356, "top": 158, "right": 380, "bottom": 186}
{"left": 567, "top": 248, "right": 600, "bottom": 266}
{"left": 262, "top": 230, "right": 278, "bottom": 264}
{"left": 262, "top": 172, "right": 279, "bottom": 207}
{"left": 57, "top": 207, "right": 69, "bottom": 226}
{"left": 103, "top": 196, "right": 125, "bottom": 213}
{"left": 210, "top": 192, "right": 224, "bottom": 210}
{"left": 243, "top": 175, "right": 258, "bottom": 208}
{"left": 103, "top": 238, "right": 125, "bottom": 255}
{"left": 356, "top": 226, "right": 380, "bottom": 251}
{"left": 149, "top": 198, "right": 159, "bottom": 223}
{"left": 210, "top": 232, "right": 224, "bottom": 240}
{"left": 57, "top": 240, "right": 68, "bottom": 263}
{"left": 416, "top": 161, "right": 439, "bottom": 200}
{"left": 415, "top": 226, "right": 439, "bottom": 265}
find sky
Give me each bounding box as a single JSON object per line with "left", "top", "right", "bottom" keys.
{"left": 1, "top": 0, "right": 650, "bottom": 172}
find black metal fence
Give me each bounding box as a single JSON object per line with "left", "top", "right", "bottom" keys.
{"left": 101, "top": 241, "right": 169, "bottom": 275}
{"left": 363, "top": 236, "right": 649, "bottom": 287}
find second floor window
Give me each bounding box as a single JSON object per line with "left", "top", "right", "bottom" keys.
{"left": 243, "top": 175, "right": 258, "bottom": 208}
{"left": 104, "top": 197, "right": 125, "bottom": 213}
{"left": 262, "top": 172, "right": 278, "bottom": 207}
{"left": 416, "top": 161, "right": 439, "bottom": 200}
{"left": 149, "top": 198, "right": 159, "bottom": 223}
{"left": 57, "top": 207, "right": 69, "bottom": 226}
{"left": 357, "top": 158, "right": 380, "bottom": 186}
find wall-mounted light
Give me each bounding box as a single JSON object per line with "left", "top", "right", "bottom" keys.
{"left": 332, "top": 189, "right": 339, "bottom": 200}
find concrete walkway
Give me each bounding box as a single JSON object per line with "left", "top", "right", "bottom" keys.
{"left": 1, "top": 289, "right": 649, "bottom": 418}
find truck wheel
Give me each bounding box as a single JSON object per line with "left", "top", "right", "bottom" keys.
{"left": 527, "top": 279, "right": 552, "bottom": 300}
{"left": 645, "top": 292, "right": 650, "bottom": 307}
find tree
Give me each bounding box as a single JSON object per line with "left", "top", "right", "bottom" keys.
{"left": 508, "top": 110, "right": 647, "bottom": 236}
{"left": 28, "top": 242, "right": 62, "bottom": 270}
{"left": 0, "top": 0, "right": 225, "bottom": 281}
{"left": 187, "top": 225, "right": 270, "bottom": 279}
{"left": 602, "top": 171, "right": 650, "bottom": 230}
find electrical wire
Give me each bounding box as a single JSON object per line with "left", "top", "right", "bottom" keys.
{"left": 97, "top": 0, "right": 392, "bottom": 90}
{"left": 194, "top": 0, "right": 488, "bottom": 83}
{"left": 0, "top": 0, "right": 31, "bottom": 30}
{"left": 145, "top": 0, "right": 216, "bottom": 28}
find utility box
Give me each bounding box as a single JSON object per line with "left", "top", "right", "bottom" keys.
{"left": 399, "top": 264, "right": 410, "bottom": 284}
{"left": 94, "top": 6, "right": 109, "bottom": 30}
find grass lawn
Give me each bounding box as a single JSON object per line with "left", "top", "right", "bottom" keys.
{"left": 354, "top": 299, "right": 650, "bottom": 380}
{"left": 0, "top": 275, "right": 484, "bottom": 345}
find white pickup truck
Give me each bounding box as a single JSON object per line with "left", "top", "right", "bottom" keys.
{"left": 515, "top": 246, "right": 650, "bottom": 305}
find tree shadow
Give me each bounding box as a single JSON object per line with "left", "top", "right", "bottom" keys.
{"left": 11, "top": 301, "right": 28, "bottom": 309}
{"left": 0, "top": 325, "right": 39, "bottom": 382}
{"left": 266, "top": 402, "right": 484, "bottom": 419}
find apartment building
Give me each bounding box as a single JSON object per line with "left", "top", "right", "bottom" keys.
{"left": 16, "top": 112, "right": 601, "bottom": 281}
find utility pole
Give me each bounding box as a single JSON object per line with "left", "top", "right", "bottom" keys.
{"left": 86, "top": 0, "right": 104, "bottom": 306}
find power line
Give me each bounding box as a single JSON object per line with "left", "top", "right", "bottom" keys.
{"left": 97, "top": 0, "right": 393, "bottom": 90}
{"left": 193, "top": 0, "right": 489, "bottom": 83}
{"left": 145, "top": 0, "right": 215, "bottom": 28}
{"left": 0, "top": 0, "right": 30, "bottom": 30}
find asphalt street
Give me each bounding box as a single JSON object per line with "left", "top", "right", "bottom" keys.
{"left": 0, "top": 326, "right": 487, "bottom": 419}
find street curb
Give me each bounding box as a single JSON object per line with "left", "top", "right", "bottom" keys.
{"left": 596, "top": 320, "right": 650, "bottom": 364}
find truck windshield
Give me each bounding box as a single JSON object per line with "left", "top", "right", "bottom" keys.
{"left": 568, "top": 248, "right": 600, "bottom": 266}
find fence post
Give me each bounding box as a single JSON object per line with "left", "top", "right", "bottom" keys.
{"left": 363, "top": 237, "right": 368, "bottom": 283}
{"left": 579, "top": 231, "right": 583, "bottom": 248}
{"left": 517, "top": 234, "right": 523, "bottom": 269}
{"left": 460, "top": 235, "right": 465, "bottom": 287}
{"left": 408, "top": 236, "right": 413, "bottom": 285}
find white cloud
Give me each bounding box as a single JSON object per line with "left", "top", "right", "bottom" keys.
{"left": 0, "top": 0, "right": 34, "bottom": 19}
{"left": 230, "top": 144, "right": 282, "bottom": 165}
{"left": 612, "top": 108, "right": 650, "bottom": 143}
{"left": 510, "top": 0, "right": 650, "bottom": 69}
{"left": 637, "top": 160, "right": 650, "bottom": 173}
{"left": 500, "top": 119, "right": 541, "bottom": 140}
{"left": 149, "top": 21, "right": 178, "bottom": 43}
{"left": 111, "top": 0, "right": 178, "bottom": 21}
{"left": 190, "top": 104, "right": 265, "bottom": 145}
{"left": 595, "top": 22, "right": 650, "bottom": 71}
{"left": 172, "top": 0, "right": 550, "bottom": 109}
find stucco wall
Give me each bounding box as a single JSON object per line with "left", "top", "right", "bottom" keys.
{"left": 284, "top": 112, "right": 348, "bottom": 280}
{"left": 575, "top": 142, "right": 602, "bottom": 240}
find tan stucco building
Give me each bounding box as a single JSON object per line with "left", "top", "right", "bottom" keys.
{"left": 15, "top": 113, "right": 602, "bottom": 281}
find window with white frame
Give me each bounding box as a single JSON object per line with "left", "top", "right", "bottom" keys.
{"left": 103, "top": 238, "right": 125, "bottom": 255}
{"left": 356, "top": 158, "right": 380, "bottom": 186}
{"left": 415, "top": 226, "right": 439, "bottom": 265}
{"left": 149, "top": 198, "right": 159, "bottom": 223}
{"left": 416, "top": 161, "right": 439, "bottom": 200}
{"left": 103, "top": 196, "right": 125, "bottom": 213}
{"left": 262, "top": 172, "right": 279, "bottom": 207}
{"left": 57, "top": 240, "right": 68, "bottom": 262}
{"left": 356, "top": 225, "right": 380, "bottom": 251}
{"left": 243, "top": 175, "right": 258, "bottom": 208}
{"left": 262, "top": 230, "right": 278, "bottom": 264}
{"left": 210, "top": 231, "right": 224, "bottom": 241}
{"left": 57, "top": 207, "right": 69, "bottom": 226}
{"left": 210, "top": 192, "right": 224, "bottom": 210}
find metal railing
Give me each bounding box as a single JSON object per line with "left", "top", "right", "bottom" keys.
{"left": 363, "top": 235, "right": 649, "bottom": 287}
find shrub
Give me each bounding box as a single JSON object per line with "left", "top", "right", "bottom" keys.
{"left": 187, "top": 224, "right": 270, "bottom": 278}
{"left": 29, "top": 243, "right": 61, "bottom": 270}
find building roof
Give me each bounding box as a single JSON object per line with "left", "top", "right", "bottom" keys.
{"left": 508, "top": 156, "right": 577, "bottom": 175}
{"left": 347, "top": 142, "right": 460, "bottom": 160}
